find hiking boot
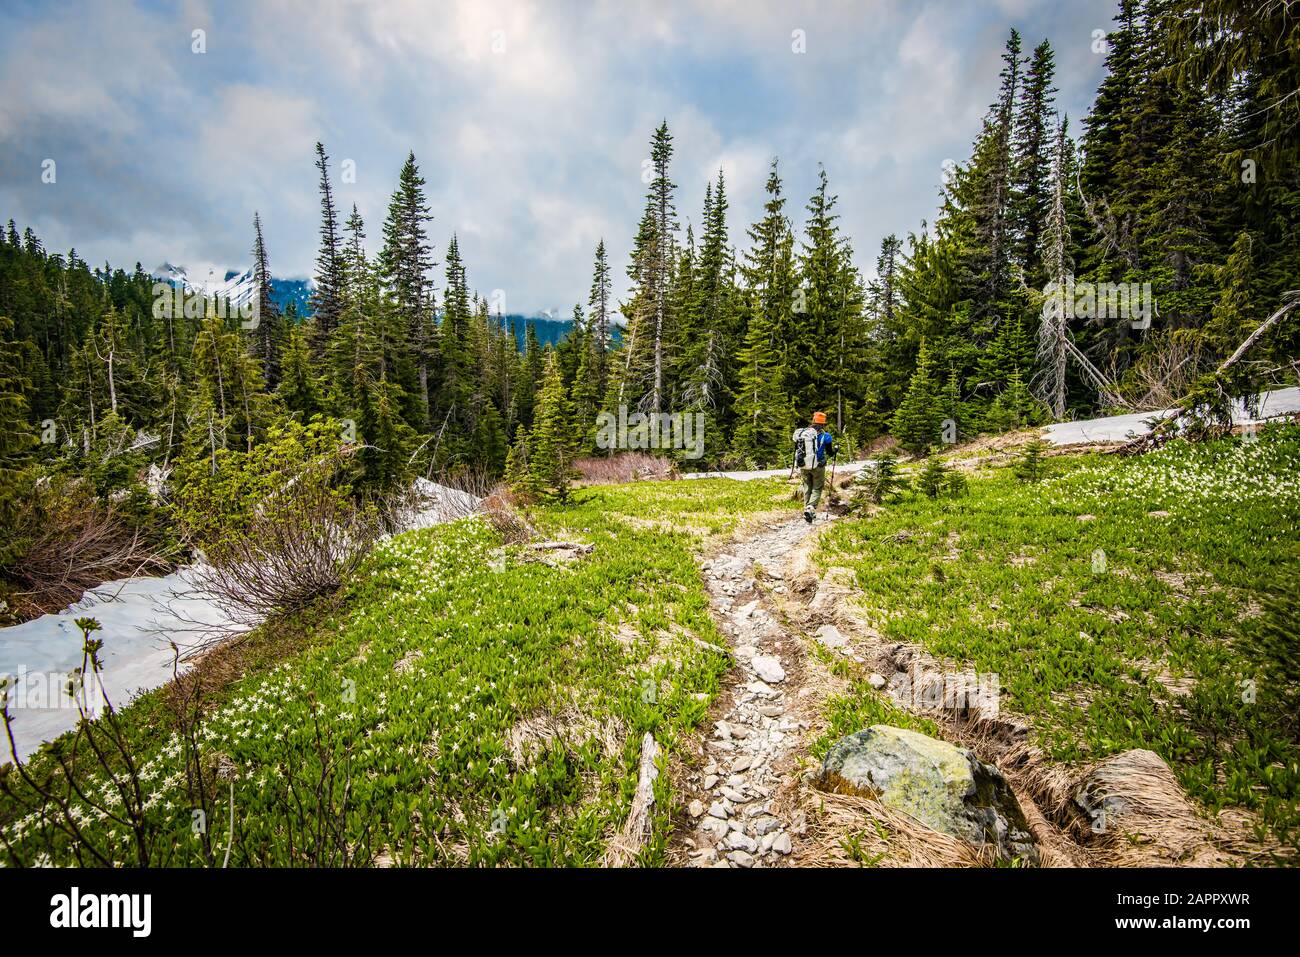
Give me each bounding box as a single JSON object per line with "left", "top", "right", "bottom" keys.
{"left": 803, "top": 509, "right": 814, "bottom": 524}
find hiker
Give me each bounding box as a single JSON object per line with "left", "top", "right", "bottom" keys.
{"left": 793, "top": 411, "right": 836, "bottom": 523}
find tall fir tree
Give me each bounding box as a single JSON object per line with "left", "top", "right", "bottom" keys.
{"left": 309, "top": 142, "right": 346, "bottom": 352}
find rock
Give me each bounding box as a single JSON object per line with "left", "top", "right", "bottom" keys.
{"left": 753, "top": 816, "right": 780, "bottom": 836}
{"left": 728, "top": 850, "right": 755, "bottom": 868}
{"left": 1077, "top": 514, "right": 1097, "bottom": 522}
{"left": 688, "top": 800, "right": 705, "bottom": 818}
{"left": 752, "top": 655, "right": 786, "bottom": 684}
{"left": 703, "top": 774, "right": 719, "bottom": 790}
{"left": 734, "top": 644, "right": 757, "bottom": 660}
{"left": 815, "top": 624, "right": 847, "bottom": 647}
{"left": 819, "top": 725, "right": 1038, "bottom": 864}
{"left": 722, "top": 787, "right": 747, "bottom": 803}
{"left": 732, "top": 755, "right": 753, "bottom": 773}
{"left": 707, "top": 801, "right": 730, "bottom": 820}
{"left": 867, "top": 673, "right": 888, "bottom": 690}
{"left": 700, "top": 817, "right": 729, "bottom": 839}
{"left": 725, "top": 831, "right": 758, "bottom": 853}
{"left": 1147, "top": 510, "right": 1170, "bottom": 518}
{"left": 758, "top": 705, "right": 784, "bottom": 717}
{"left": 738, "top": 599, "right": 761, "bottom": 618}
{"left": 771, "top": 832, "right": 792, "bottom": 855}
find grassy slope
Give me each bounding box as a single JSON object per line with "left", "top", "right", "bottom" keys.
{"left": 1, "top": 478, "right": 791, "bottom": 866}
{"left": 815, "top": 426, "right": 1300, "bottom": 850}
{"left": 4, "top": 429, "right": 1296, "bottom": 864}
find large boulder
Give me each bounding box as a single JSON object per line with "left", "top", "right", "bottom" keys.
{"left": 820, "top": 725, "right": 1038, "bottom": 864}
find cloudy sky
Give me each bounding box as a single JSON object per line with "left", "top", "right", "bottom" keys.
{"left": 0, "top": 0, "right": 1117, "bottom": 315}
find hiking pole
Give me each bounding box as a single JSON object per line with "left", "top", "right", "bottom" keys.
{"left": 825, "top": 452, "right": 837, "bottom": 517}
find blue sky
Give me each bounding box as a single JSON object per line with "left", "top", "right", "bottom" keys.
{"left": 0, "top": 0, "right": 1117, "bottom": 315}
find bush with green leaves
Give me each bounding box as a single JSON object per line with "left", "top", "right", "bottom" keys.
{"left": 170, "top": 417, "right": 359, "bottom": 547}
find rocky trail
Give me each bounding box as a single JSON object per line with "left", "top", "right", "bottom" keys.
{"left": 672, "top": 513, "right": 828, "bottom": 868}
{"left": 666, "top": 486, "right": 1248, "bottom": 869}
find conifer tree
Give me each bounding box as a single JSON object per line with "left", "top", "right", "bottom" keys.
{"left": 278, "top": 323, "right": 323, "bottom": 420}
{"left": 379, "top": 151, "right": 436, "bottom": 426}
{"left": 732, "top": 294, "right": 794, "bottom": 467}
{"left": 310, "top": 142, "right": 346, "bottom": 351}
{"left": 619, "top": 123, "right": 679, "bottom": 413}
{"left": 0, "top": 315, "right": 35, "bottom": 554}
{"left": 892, "top": 339, "right": 942, "bottom": 454}
{"left": 248, "top": 212, "right": 286, "bottom": 390}
{"left": 527, "top": 352, "right": 576, "bottom": 499}
{"left": 1011, "top": 39, "right": 1057, "bottom": 279}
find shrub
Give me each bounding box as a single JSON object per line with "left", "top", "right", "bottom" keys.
{"left": 1013, "top": 439, "right": 1051, "bottom": 483}
{"left": 0, "top": 473, "right": 173, "bottom": 621}
{"left": 917, "top": 454, "right": 948, "bottom": 499}
{"left": 855, "top": 453, "right": 908, "bottom": 504}
{"left": 190, "top": 476, "right": 382, "bottom": 642}
{"left": 572, "top": 452, "right": 676, "bottom": 485}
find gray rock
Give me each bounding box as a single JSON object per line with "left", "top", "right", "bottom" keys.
{"left": 752, "top": 655, "right": 786, "bottom": 684}
{"left": 819, "top": 724, "right": 1038, "bottom": 864}
{"left": 725, "top": 831, "right": 758, "bottom": 853}
{"left": 867, "top": 673, "right": 888, "bottom": 690}
{"left": 707, "top": 801, "right": 730, "bottom": 820}
{"left": 728, "top": 850, "right": 755, "bottom": 868}
{"left": 688, "top": 800, "right": 705, "bottom": 818}
{"left": 815, "top": 624, "right": 848, "bottom": 647}
{"left": 771, "top": 833, "right": 792, "bottom": 855}
{"left": 700, "top": 817, "right": 729, "bottom": 839}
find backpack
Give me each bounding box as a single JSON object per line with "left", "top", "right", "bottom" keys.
{"left": 793, "top": 428, "right": 818, "bottom": 470}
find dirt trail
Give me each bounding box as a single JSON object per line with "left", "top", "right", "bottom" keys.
{"left": 671, "top": 514, "right": 827, "bottom": 867}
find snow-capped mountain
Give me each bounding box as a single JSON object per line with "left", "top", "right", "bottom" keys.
{"left": 151, "top": 263, "right": 314, "bottom": 317}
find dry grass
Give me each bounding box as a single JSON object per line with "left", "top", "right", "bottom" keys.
{"left": 573, "top": 452, "right": 677, "bottom": 485}
{"left": 790, "top": 788, "right": 994, "bottom": 867}
{"left": 480, "top": 485, "right": 533, "bottom": 544}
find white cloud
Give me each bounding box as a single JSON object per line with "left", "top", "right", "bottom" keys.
{"left": 0, "top": 0, "right": 1116, "bottom": 312}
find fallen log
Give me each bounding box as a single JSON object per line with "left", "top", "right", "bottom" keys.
{"left": 1119, "top": 292, "right": 1300, "bottom": 453}
{"left": 602, "top": 732, "right": 660, "bottom": 867}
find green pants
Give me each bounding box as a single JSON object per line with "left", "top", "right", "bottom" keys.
{"left": 800, "top": 465, "right": 826, "bottom": 510}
